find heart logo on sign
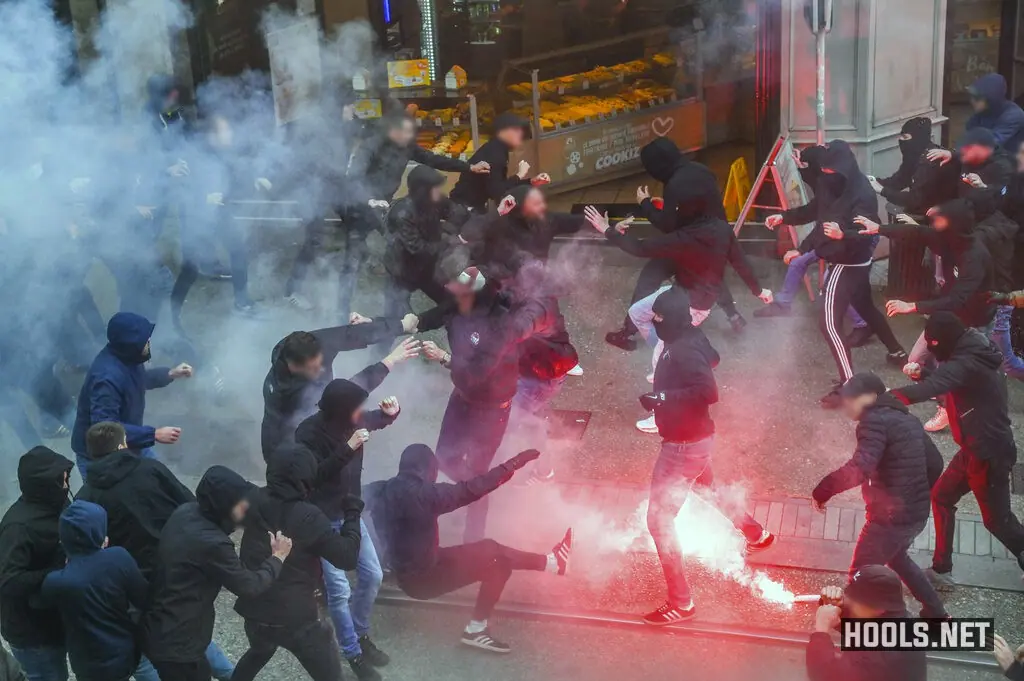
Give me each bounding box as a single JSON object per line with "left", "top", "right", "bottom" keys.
{"left": 651, "top": 116, "right": 674, "bottom": 137}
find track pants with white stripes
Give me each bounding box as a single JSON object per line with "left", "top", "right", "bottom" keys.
{"left": 820, "top": 263, "right": 903, "bottom": 383}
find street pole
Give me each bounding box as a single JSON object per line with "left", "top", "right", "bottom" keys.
{"left": 815, "top": 28, "right": 826, "bottom": 145}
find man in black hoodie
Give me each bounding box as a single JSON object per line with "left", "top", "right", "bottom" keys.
{"left": 368, "top": 444, "right": 571, "bottom": 653}
{"left": 605, "top": 138, "right": 748, "bottom": 349}
{"left": 294, "top": 380, "right": 398, "bottom": 681}
{"left": 0, "top": 448, "right": 73, "bottom": 681}
{"left": 891, "top": 312, "right": 1024, "bottom": 587}
{"left": 635, "top": 287, "right": 774, "bottom": 626}
{"left": 233, "top": 447, "right": 363, "bottom": 681}
{"left": 868, "top": 116, "right": 955, "bottom": 213}
{"left": 260, "top": 318, "right": 417, "bottom": 460}
{"left": 142, "top": 466, "right": 293, "bottom": 681}
{"left": 450, "top": 113, "right": 539, "bottom": 213}
{"left": 767, "top": 140, "right": 908, "bottom": 406}
{"left": 811, "top": 372, "right": 946, "bottom": 618}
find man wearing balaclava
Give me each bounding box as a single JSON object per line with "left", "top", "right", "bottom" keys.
{"left": 890, "top": 312, "right": 1024, "bottom": 588}
{"left": 294, "top": 379, "right": 400, "bottom": 681}
{"left": 867, "top": 117, "right": 955, "bottom": 214}
{"left": 233, "top": 446, "right": 364, "bottom": 681}
{"left": 635, "top": 287, "right": 774, "bottom": 626}
{"left": 70, "top": 312, "right": 193, "bottom": 478}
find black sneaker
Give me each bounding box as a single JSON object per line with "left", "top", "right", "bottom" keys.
{"left": 461, "top": 628, "right": 511, "bottom": 654}
{"left": 552, "top": 528, "right": 572, "bottom": 575}
{"left": 642, "top": 602, "right": 696, "bottom": 626}
{"left": 358, "top": 636, "right": 390, "bottom": 667}
{"left": 745, "top": 530, "right": 776, "bottom": 554}
{"left": 753, "top": 302, "right": 792, "bottom": 318}
{"left": 820, "top": 388, "right": 843, "bottom": 410}
{"left": 605, "top": 327, "right": 638, "bottom": 351}
{"left": 886, "top": 350, "right": 909, "bottom": 367}
{"left": 847, "top": 326, "right": 874, "bottom": 348}
{"left": 347, "top": 655, "right": 382, "bottom": 681}
{"left": 728, "top": 313, "right": 747, "bottom": 333}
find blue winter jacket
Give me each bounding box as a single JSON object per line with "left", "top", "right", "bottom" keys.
{"left": 966, "top": 73, "right": 1024, "bottom": 153}
{"left": 40, "top": 501, "right": 148, "bottom": 681}
{"left": 71, "top": 312, "right": 172, "bottom": 457}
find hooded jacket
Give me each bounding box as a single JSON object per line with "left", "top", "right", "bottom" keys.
{"left": 450, "top": 114, "right": 532, "bottom": 211}
{"left": 949, "top": 131, "right": 1015, "bottom": 225}
{"left": 812, "top": 394, "right": 943, "bottom": 526}
{"left": 235, "top": 446, "right": 362, "bottom": 626}
{"left": 76, "top": 450, "right": 195, "bottom": 580}
{"left": 974, "top": 209, "right": 1019, "bottom": 294}
{"left": 368, "top": 444, "right": 515, "bottom": 575}
{"left": 879, "top": 118, "right": 957, "bottom": 213}
{"left": 648, "top": 287, "right": 720, "bottom": 443}
{"left": 40, "top": 501, "right": 148, "bottom": 681}
{"left": 966, "top": 73, "right": 1024, "bottom": 153}
{"left": 142, "top": 466, "right": 282, "bottom": 663}
{"left": 384, "top": 165, "right": 469, "bottom": 286}
{"left": 294, "top": 376, "right": 398, "bottom": 520}
{"left": 784, "top": 140, "right": 879, "bottom": 264}
{"left": 261, "top": 320, "right": 403, "bottom": 460}
{"left": 892, "top": 313, "right": 1015, "bottom": 463}
{"left": 0, "top": 448, "right": 73, "bottom": 648}
{"left": 637, "top": 138, "right": 726, "bottom": 233}
{"left": 72, "top": 312, "right": 173, "bottom": 457}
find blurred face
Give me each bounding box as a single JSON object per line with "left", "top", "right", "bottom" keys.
{"left": 230, "top": 498, "right": 250, "bottom": 525}
{"left": 430, "top": 185, "right": 443, "bottom": 202}
{"left": 521, "top": 188, "right": 547, "bottom": 220}
{"left": 931, "top": 214, "right": 949, "bottom": 232}
{"left": 389, "top": 119, "right": 415, "bottom": 146}
{"left": 209, "top": 116, "right": 233, "bottom": 148}
{"left": 843, "top": 595, "right": 882, "bottom": 619}
{"left": 289, "top": 354, "right": 325, "bottom": 381}
{"left": 351, "top": 405, "right": 364, "bottom": 425}
{"left": 842, "top": 393, "right": 876, "bottom": 421}
{"left": 970, "top": 95, "right": 987, "bottom": 113}
{"left": 142, "top": 340, "right": 152, "bottom": 361}
{"left": 960, "top": 144, "right": 992, "bottom": 165}
{"left": 163, "top": 89, "right": 179, "bottom": 111}
{"left": 497, "top": 126, "right": 525, "bottom": 148}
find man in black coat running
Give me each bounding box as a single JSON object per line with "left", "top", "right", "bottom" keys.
{"left": 233, "top": 447, "right": 363, "bottom": 681}
{"left": 891, "top": 312, "right": 1024, "bottom": 588}
{"left": 812, "top": 372, "right": 946, "bottom": 617}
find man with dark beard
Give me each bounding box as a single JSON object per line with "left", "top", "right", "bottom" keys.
{"left": 890, "top": 312, "right": 1024, "bottom": 588}
{"left": 232, "top": 447, "right": 363, "bottom": 681}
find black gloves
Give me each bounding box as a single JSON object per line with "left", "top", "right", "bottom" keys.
{"left": 504, "top": 449, "right": 541, "bottom": 472}
{"left": 639, "top": 392, "right": 666, "bottom": 412}
{"left": 342, "top": 494, "right": 365, "bottom": 520}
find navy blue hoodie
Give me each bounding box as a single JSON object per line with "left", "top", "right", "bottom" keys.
{"left": 71, "top": 313, "right": 173, "bottom": 457}
{"left": 41, "top": 501, "right": 148, "bottom": 681}
{"left": 966, "top": 74, "right": 1024, "bottom": 154}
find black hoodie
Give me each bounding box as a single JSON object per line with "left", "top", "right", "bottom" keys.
{"left": 294, "top": 376, "right": 398, "bottom": 520}
{"left": 142, "top": 466, "right": 282, "bottom": 663}
{"left": 648, "top": 288, "right": 720, "bottom": 443}
{"left": 783, "top": 140, "right": 879, "bottom": 264}
{"left": 637, "top": 137, "right": 726, "bottom": 232}
{"left": 261, "top": 321, "right": 403, "bottom": 460}
{"left": 235, "top": 446, "right": 362, "bottom": 626}
{"left": 450, "top": 113, "right": 532, "bottom": 211}
{"left": 892, "top": 313, "right": 1015, "bottom": 463}
{"left": 384, "top": 165, "right": 468, "bottom": 287}
{"left": 368, "top": 444, "right": 515, "bottom": 575}
{"left": 0, "top": 448, "right": 73, "bottom": 648}
{"left": 878, "top": 117, "right": 955, "bottom": 213}
{"left": 77, "top": 450, "right": 195, "bottom": 580}
{"left": 813, "top": 393, "right": 943, "bottom": 526}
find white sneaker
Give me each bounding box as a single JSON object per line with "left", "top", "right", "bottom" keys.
{"left": 567, "top": 364, "right": 584, "bottom": 377}
{"left": 925, "top": 406, "right": 949, "bottom": 432}
{"left": 636, "top": 413, "right": 658, "bottom": 434}
{"left": 646, "top": 372, "right": 655, "bottom": 384}
{"left": 286, "top": 293, "right": 313, "bottom": 311}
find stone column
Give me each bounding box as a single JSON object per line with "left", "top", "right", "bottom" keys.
{"left": 780, "top": 0, "right": 948, "bottom": 177}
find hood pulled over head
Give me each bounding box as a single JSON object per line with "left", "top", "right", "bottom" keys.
{"left": 266, "top": 445, "right": 318, "bottom": 502}
{"left": 640, "top": 137, "right": 684, "bottom": 183}
{"left": 968, "top": 73, "right": 1009, "bottom": 110}
{"left": 60, "top": 500, "right": 108, "bottom": 557}
{"left": 398, "top": 443, "right": 439, "bottom": 483}
{"left": 18, "top": 446, "right": 72, "bottom": 510}
{"left": 106, "top": 312, "right": 154, "bottom": 364}
{"left": 406, "top": 165, "right": 445, "bottom": 208}
{"left": 318, "top": 379, "right": 368, "bottom": 426}
{"left": 196, "top": 465, "right": 255, "bottom": 533}
{"left": 651, "top": 286, "right": 694, "bottom": 344}
{"left": 924, "top": 312, "right": 967, "bottom": 361}
{"left": 934, "top": 198, "right": 976, "bottom": 241}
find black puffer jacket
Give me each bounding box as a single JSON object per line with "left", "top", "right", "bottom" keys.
{"left": 235, "top": 446, "right": 362, "bottom": 626}
{"left": 77, "top": 450, "right": 195, "bottom": 579}
{"left": 142, "top": 467, "right": 282, "bottom": 663}
{"left": 892, "top": 314, "right": 1016, "bottom": 463}
{"left": 637, "top": 137, "right": 726, "bottom": 232}
{"left": 813, "top": 394, "right": 943, "bottom": 525}
{"left": 295, "top": 377, "right": 398, "bottom": 520}
{"left": 0, "top": 448, "right": 73, "bottom": 648}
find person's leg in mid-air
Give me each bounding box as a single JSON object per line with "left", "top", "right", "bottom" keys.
{"left": 607, "top": 259, "right": 675, "bottom": 350}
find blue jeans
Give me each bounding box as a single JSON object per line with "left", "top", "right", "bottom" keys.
{"left": 205, "top": 642, "right": 234, "bottom": 681}
{"left": 132, "top": 656, "right": 160, "bottom": 681}
{"left": 991, "top": 305, "right": 1024, "bottom": 380}
{"left": 321, "top": 519, "right": 383, "bottom": 659}
{"left": 10, "top": 646, "right": 68, "bottom": 681}
{"left": 776, "top": 251, "right": 866, "bottom": 328}
{"left": 76, "top": 447, "right": 156, "bottom": 480}
{"left": 511, "top": 374, "right": 568, "bottom": 476}
{"left": 647, "top": 436, "right": 763, "bottom": 607}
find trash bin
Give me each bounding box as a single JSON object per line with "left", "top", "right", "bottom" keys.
{"left": 884, "top": 207, "right": 935, "bottom": 301}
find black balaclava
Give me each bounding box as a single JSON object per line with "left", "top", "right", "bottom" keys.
{"left": 651, "top": 286, "right": 693, "bottom": 343}
{"left": 798, "top": 144, "right": 827, "bottom": 186}
{"left": 925, "top": 312, "right": 967, "bottom": 362}
{"left": 899, "top": 117, "right": 933, "bottom": 162}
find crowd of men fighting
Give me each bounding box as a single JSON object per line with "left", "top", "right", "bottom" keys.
{"left": 7, "top": 61, "right": 1024, "bottom": 681}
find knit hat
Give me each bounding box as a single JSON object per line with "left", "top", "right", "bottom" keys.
{"left": 839, "top": 372, "right": 886, "bottom": 398}
{"left": 957, "top": 127, "right": 998, "bottom": 150}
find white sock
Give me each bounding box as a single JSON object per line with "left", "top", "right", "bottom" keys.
{"left": 545, "top": 553, "right": 558, "bottom": 573}
{"left": 465, "top": 619, "right": 488, "bottom": 634}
